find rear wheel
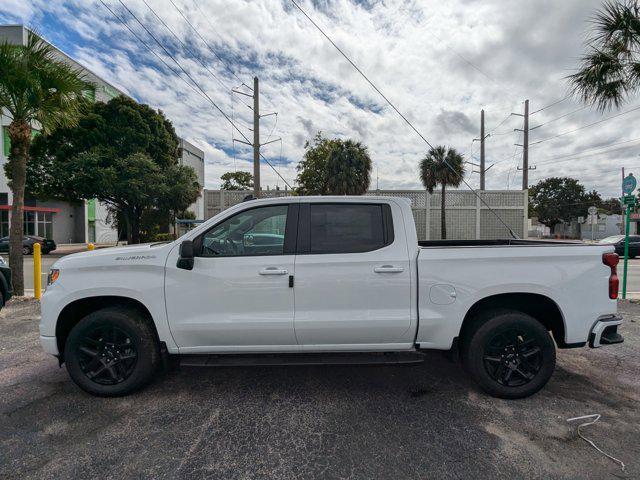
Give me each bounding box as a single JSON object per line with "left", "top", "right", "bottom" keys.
{"left": 463, "top": 309, "right": 555, "bottom": 399}
{"left": 64, "top": 307, "right": 159, "bottom": 396}
{"left": 22, "top": 246, "right": 31, "bottom": 255}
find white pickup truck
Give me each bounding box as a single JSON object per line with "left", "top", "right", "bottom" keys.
{"left": 40, "top": 196, "right": 624, "bottom": 398}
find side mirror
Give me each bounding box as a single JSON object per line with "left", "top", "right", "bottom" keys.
{"left": 177, "top": 240, "right": 194, "bottom": 270}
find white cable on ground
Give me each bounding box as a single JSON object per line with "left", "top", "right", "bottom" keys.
{"left": 566, "top": 414, "right": 625, "bottom": 472}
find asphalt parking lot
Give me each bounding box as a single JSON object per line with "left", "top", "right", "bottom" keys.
{"left": 1, "top": 299, "right": 639, "bottom": 479}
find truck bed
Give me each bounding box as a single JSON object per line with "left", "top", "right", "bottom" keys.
{"left": 415, "top": 240, "right": 614, "bottom": 350}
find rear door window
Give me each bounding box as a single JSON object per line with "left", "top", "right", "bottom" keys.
{"left": 306, "top": 204, "right": 390, "bottom": 254}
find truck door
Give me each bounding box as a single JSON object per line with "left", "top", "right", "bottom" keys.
{"left": 165, "top": 203, "right": 299, "bottom": 351}
{"left": 293, "top": 202, "right": 413, "bottom": 348}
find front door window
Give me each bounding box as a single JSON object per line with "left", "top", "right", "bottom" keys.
{"left": 200, "top": 205, "right": 288, "bottom": 257}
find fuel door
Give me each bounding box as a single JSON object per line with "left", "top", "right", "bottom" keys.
{"left": 429, "top": 284, "right": 457, "bottom": 305}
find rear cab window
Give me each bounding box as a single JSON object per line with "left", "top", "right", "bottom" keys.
{"left": 297, "top": 203, "right": 394, "bottom": 254}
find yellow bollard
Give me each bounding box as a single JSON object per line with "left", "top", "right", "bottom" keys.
{"left": 87, "top": 243, "right": 95, "bottom": 251}
{"left": 33, "top": 242, "right": 41, "bottom": 300}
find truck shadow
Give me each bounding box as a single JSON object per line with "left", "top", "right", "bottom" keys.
{"left": 164, "top": 350, "right": 474, "bottom": 399}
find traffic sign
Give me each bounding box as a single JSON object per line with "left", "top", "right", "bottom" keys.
{"left": 622, "top": 173, "right": 637, "bottom": 195}
{"left": 588, "top": 206, "right": 597, "bottom": 215}
{"left": 623, "top": 194, "right": 636, "bottom": 205}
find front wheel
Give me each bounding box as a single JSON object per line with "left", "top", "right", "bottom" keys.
{"left": 64, "top": 307, "right": 159, "bottom": 396}
{"left": 463, "top": 309, "right": 556, "bottom": 399}
{"left": 22, "top": 246, "right": 31, "bottom": 255}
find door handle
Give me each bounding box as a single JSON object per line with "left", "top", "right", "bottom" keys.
{"left": 259, "top": 267, "right": 288, "bottom": 275}
{"left": 374, "top": 265, "right": 404, "bottom": 273}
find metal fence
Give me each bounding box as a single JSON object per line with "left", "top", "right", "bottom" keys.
{"left": 204, "top": 189, "right": 528, "bottom": 240}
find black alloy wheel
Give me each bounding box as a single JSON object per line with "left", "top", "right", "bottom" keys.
{"left": 65, "top": 306, "right": 159, "bottom": 396}
{"left": 77, "top": 325, "right": 138, "bottom": 385}
{"left": 482, "top": 327, "right": 543, "bottom": 387}
{"left": 463, "top": 309, "right": 556, "bottom": 399}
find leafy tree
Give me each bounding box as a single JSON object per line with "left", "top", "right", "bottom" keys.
{"left": 528, "top": 177, "right": 591, "bottom": 229}
{"left": 27, "top": 96, "right": 200, "bottom": 243}
{"left": 570, "top": 0, "right": 640, "bottom": 110}
{"left": 221, "top": 171, "right": 253, "bottom": 190}
{"left": 296, "top": 132, "right": 372, "bottom": 195}
{"left": 602, "top": 197, "right": 622, "bottom": 214}
{"left": 419, "top": 146, "right": 465, "bottom": 239}
{"left": 585, "top": 189, "right": 603, "bottom": 209}
{"left": 0, "top": 31, "right": 88, "bottom": 294}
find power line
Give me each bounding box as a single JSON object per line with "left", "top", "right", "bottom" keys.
{"left": 290, "top": 0, "right": 519, "bottom": 238}
{"left": 530, "top": 105, "right": 588, "bottom": 130}
{"left": 98, "top": 0, "right": 206, "bottom": 101}
{"left": 530, "top": 96, "right": 570, "bottom": 115}
{"left": 167, "top": 0, "right": 245, "bottom": 85}
{"left": 105, "top": 0, "right": 292, "bottom": 189}
{"left": 263, "top": 112, "right": 278, "bottom": 144}
{"left": 506, "top": 148, "right": 523, "bottom": 190}
{"left": 534, "top": 137, "right": 640, "bottom": 166}
{"left": 174, "top": 0, "right": 280, "bottom": 137}
{"left": 140, "top": 0, "right": 230, "bottom": 91}
{"left": 531, "top": 104, "right": 640, "bottom": 146}
{"left": 486, "top": 112, "right": 515, "bottom": 135}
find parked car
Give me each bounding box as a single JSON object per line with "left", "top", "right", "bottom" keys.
{"left": 0, "top": 235, "right": 56, "bottom": 255}
{"left": 598, "top": 234, "right": 640, "bottom": 258}
{"left": 40, "top": 197, "right": 624, "bottom": 398}
{"left": 0, "top": 255, "right": 12, "bottom": 309}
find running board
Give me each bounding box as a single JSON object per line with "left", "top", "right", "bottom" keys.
{"left": 179, "top": 351, "right": 425, "bottom": 367}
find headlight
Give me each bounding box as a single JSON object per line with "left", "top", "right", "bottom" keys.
{"left": 47, "top": 269, "right": 60, "bottom": 285}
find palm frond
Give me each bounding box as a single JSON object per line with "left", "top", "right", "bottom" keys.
{"left": 0, "top": 30, "right": 89, "bottom": 129}
{"left": 570, "top": 0, "right": 640, "bottom": 111}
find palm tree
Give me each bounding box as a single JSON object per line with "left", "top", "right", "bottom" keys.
{"left": 0, "top": 31, "right": 88, "bottom": 294}
{"left": 325, "top": 139, "right": 372, "bottom": 195}
{"left": 569, "top": 0, "right": 640, "bottom": 110}
{"left": 420, "top": 146, "right": 466, "bottom": 239}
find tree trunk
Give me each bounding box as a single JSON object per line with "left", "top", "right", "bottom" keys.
{"left": 129, "top": 206, "right": 141, "bottom": 244}
{"left": 122, "top": 206, "right": 132, "bottom": 244}
{"left": 7, "top": 121, "right": 31, "bottom": 296}
{"left": 441, "top": 183, "right": 446, "bottom": 240}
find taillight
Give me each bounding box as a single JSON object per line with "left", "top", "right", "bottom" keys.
{"left": 603, "top": 252, "right": 619, "bottom": 299}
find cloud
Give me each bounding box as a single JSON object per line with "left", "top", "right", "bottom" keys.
{"left": 435, "top": 109, "right": 476, "bottom": 136}
{"left": 0, "top": 0, "right": 637, "bottom": 198}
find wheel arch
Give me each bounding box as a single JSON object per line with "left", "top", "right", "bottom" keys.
{"left": 458, "top": 292, "right": 570, "bottom": 348}
{"left": 55, "top": 296, "right": 160, "bottom": 360}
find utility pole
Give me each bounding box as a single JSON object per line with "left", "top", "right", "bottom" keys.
{"left": 480, "top": 109, "right": 485, "bottom": 190}
{"left": 232, "top": 77, "right": 280, "bottom": 199}
{"left": 523, "top": 99, "right": 529, "bottom": 190}
{"left": 472, "top": 110, "right": 491, "bottom": 188}
{"left": 514, "top": 99, "right": 534, "bottom": 190}
{"left": 253, "top": 76, "right": 260, "bottom": 198}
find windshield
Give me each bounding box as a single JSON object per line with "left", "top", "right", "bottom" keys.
{"left": 599, "top": 236, "right": 624, "bottom": 244}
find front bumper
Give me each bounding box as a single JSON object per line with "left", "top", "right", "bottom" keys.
{"left": 589, "top": 315, "right": 624, "bottom": 348}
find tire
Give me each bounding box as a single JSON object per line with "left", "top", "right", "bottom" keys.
{"left": 462, "top": 309, "right": 556, "bottom": 399}
{"left": 64, "top": 306, "right": 160, "bottom": 396}
{"left": 22, "top": 246, "right": 31, "bottom": 255}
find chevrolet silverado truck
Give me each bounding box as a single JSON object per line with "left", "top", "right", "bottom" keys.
{"left": 40, "top": 196, "right": 624, "bottom": 398}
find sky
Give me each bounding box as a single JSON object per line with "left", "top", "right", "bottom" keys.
{"left": 1, "top": 0, "right": 639, "bottom": 198}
